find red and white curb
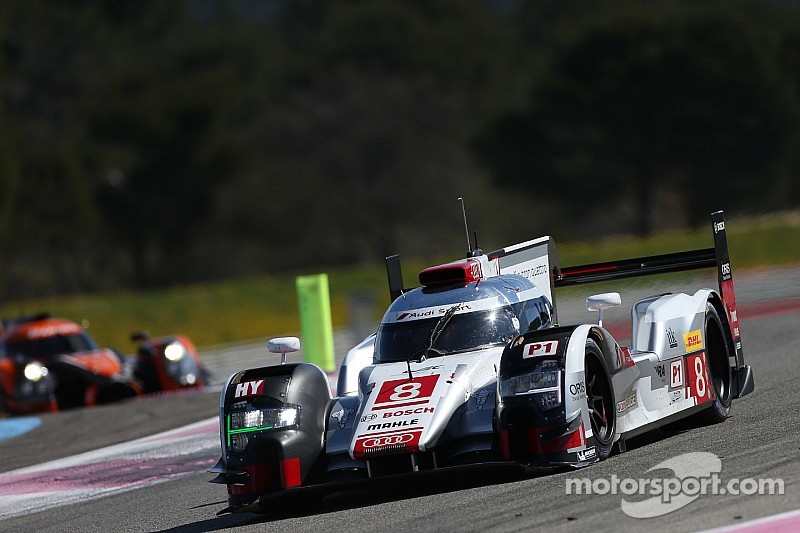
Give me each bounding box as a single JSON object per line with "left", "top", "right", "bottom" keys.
{"left": 701, "top": 508, "right": 800, "bottom": 533}
{"left": 0, "top": 417, "right": 219, "bottom": 520}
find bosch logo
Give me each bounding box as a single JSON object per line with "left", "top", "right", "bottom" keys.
{"left": 569, "top": 382, "right": 585, "bottom": 396}
{"left": 362, "top": 433, "right": 414, "bottom": 448}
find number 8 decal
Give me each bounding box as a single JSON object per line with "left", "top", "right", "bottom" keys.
{"left": 390, "top": 382, "right": 422, "bottom": 401}
{"left": 694, "top": 356, "right": 706, "bottom": 399}
{"left": 686, "top": 353, "right": 711, "bottom": 403}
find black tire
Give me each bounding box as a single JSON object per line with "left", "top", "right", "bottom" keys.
{"left": 697, "top": 303, "right": 733, "bottom": 424}
{"left": 0, "top": 387, "right": 8, "bottom": 418}
{"left": 585, "top": 338, "right": 615, "bottom": 460}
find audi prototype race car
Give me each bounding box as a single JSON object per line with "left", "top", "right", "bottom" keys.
{"left": 209, "top": 210, "right": 754, "bottom": 513}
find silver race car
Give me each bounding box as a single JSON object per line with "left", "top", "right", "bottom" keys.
{"left": 209, "top": 210, "right": 754, "bottom": 513}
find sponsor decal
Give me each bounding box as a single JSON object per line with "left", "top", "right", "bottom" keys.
{"left": 367, "top": 418, "right": 420, "bottom": 431}
{"left": 233, "top": 379, "right": 264, "bottom": 399}
{"left": 361, "top": 432, "right": 416, "bottom": 449}
{"left": 577, "top": 446, "right": 597, "bottom": 461}
{"left": 616, "top": 392, "right": 637, "bottom": 413}
{"left": 714, "top": 221, "right": 725, "bottom": 233}
{"left": 397, "top": 310, "right": 436, "bottom": 321}
{"left": 655, "top": 364, "right": 665, "bottom": 379}
{"left": 467, "top": 260, "right": 482, "bottom": 280}
{"left": 331, "top": 408, "right": 353, "bottom": 429}
{"left": 618, "top": 346, "right": 635, "bottom": 369}
{"left": 670, "top": 359, "right": 684, "bottom": 389}
{"left": 523, "top": 340, "right": 559, "bottom": 359}
{"left": 473, "top": 388, "right": 492, "bottom": 410}
{"left": 394, "top": 303, "right": 475, "bottom": 322}
{"left": 683, "top": 330, "right": 703, "bottom": 351}
{"left": 685, "top": 352, "right": 712, "bottom": 404}
{"left": 726, "top": 306, "right": 740, "bottom": 338}
{"left": 382, "top": 407, "right": 434, "bottom": 418}
{"left": 670, "top": 389, "right": 684, "bottom": 403}
{"left": 569, "top": 382, "right": 586, "bottom": 396}
{"left": 720, "top": 279, "right": 740, "bottom": 347}
{"left": 27, "top": 323, "right": 83, "bottom": 339}
{"left": 372, "top": 375, "right": 439, "bottom": 410}
{"left": 721, "top": 262, "right": 731, "bottom": 280}
{"left": 231, "top": 401, "right": 248, "bottom": 411}
{"left": 666, "top": 328, "right": 678, "bottom": 349}
{"left": 352, "top": 426, "right": 425, "bottom": 457}
{"left": 360, "top": 413, "right": 377, "bottom": 423}
{"left": 508, "top": 264, "right": 549, "bottom": 280}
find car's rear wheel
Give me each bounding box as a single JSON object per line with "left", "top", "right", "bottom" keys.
{"left": 585, "top": 338, "right": 615, "bottom": 460}
{"left": 697, "top": 303, "right": 732, "bottom": 424}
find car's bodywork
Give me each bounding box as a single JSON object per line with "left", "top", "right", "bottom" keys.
{"left": 209, "top": 210, "right": 754, "bottom": 513}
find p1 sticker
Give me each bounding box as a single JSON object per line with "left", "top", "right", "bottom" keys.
{"left": 669, "top": 359, "right": 684, "bottom": 389}
{"left": 523, "top": 340, "right": 559, "bottom": 359}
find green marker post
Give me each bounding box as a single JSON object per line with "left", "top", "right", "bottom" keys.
{"left": 295, "top": 273, "right": 335, "bottom": 372}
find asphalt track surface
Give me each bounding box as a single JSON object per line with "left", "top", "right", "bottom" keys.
{"left": 1, "top": 269, "right": 799, "bottom": 532}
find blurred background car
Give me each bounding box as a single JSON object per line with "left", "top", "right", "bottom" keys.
{"left": 129, "top": 331, "right": 208, "bottom": 394}
{"left": 0, "top": 313, "right": 141, "bottom": 413}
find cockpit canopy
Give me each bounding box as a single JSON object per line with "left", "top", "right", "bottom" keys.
{"left": 375, "top": 274, "right": 553, "bottom": 364}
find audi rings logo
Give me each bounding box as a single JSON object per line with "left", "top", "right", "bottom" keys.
{"left": 362, "top": 433, "right": 414, "bottom": 448}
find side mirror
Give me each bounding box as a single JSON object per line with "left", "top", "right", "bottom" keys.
{"left": 268, "top": 336, "right": 301, "bottom": 364}
{"left": 586, "top": 292, "right": 621, "bottom": 327}
{"left": 131, "top": 331, "right": 151, "bottom": 342}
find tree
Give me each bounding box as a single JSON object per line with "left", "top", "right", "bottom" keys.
{"left": 479, "top": 2, "right": 800, "bottom": 235}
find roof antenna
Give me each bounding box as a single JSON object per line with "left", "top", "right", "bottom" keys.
{"left": 458, "top": 197, "right": 472, "bottom": 257}
{"left": 458, "top": 197, "right": 483, "bottom": 258}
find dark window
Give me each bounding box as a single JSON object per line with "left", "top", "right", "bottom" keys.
{"left": 376, "top": 306, "right": 519, "bottom": 363}
{"left": 6, "top": 333, "right": 98, "bottom": 359}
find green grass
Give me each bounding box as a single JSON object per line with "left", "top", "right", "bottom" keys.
{"left": 3, "top": 211, "right": 799, "bottom": 352}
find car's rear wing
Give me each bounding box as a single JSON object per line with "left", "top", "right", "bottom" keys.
{"left": 553, "top": 210, "right": 752, "bottom": 398}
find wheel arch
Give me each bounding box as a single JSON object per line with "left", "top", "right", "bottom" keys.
{"left": 706, "top": 291, "right": 737, "bottom": 364}
{"left": 564, "top": 324, "right": 623, "bottom": 378}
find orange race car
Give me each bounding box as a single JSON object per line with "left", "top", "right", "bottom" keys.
{"left": 0, "top": 313, "right": 142, "bottom": 415}
{"left": 129, "top": 331, "right": 209, "bottom": 394}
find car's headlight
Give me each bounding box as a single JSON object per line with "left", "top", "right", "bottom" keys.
{"left": 24, "top": 362, "right": 49, "bottom": 382}
{"left": 500, "top": 361, "right": 562, "bottom": 410}
{"left": 230, "top": 407, "right": 299, "bottom": 430}
{"left": 227, "top": 407, "right": 300, "bottom": 453}
{"left": 164, "top": 341, "right": 186, "bottom": 362}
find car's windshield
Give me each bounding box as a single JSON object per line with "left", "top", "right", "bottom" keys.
{"left": 6, "top": 332, "right": 98, "bottom": 359}
{"left": 376, "top": 306, "right": 518, "bottom": 363}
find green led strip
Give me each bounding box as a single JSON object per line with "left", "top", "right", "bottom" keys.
{"left": 226, "top": 414, "right": 273, "bottom": 446}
